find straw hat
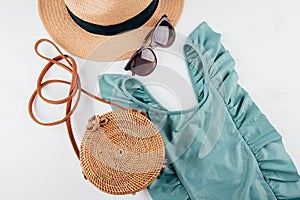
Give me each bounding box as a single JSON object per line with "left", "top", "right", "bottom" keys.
{"left": 38, "top": 0, "right": 185, "bottom": 61}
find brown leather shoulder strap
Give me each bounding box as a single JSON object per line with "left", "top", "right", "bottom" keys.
{"left": 28, "top": 39, "right": 125, "bottom": 159}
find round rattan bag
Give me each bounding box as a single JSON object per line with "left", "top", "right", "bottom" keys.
{"left": 28, "top": 39, "right": 165, "bottom": 195}
{"left": 80, "top": 109, "right": 165, "bottom": 195}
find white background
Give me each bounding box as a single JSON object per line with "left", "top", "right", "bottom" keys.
{"left": 1, "top": 0, "right": 300, "bottom": 199}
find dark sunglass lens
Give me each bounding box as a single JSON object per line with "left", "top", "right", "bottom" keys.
{"left": 153, "top": 20, "right": 175, "bottom": 47}
{"left": 130, "top": 48, "right": 157, "bottom": 76}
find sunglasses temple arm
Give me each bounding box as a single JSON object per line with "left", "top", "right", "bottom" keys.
{"left": 142, "top": 29, "right": 154, "bottom": 46}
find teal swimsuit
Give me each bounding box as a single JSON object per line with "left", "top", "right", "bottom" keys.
{"left": 98, "top": 22, "right": 300, "bottom": 199}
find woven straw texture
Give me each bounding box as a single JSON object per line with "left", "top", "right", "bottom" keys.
{"left": 80, "top": 109, "right": 165, "bottom": 195}
{"left": 64, "top": 0, "right": 154, "bottom": 25}
{"left": 38, "top": 0, "right": 184, "bottom": 61}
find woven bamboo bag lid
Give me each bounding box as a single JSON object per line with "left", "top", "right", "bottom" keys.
{"left": 28, "top": 39, "right": 165, "bottom": 195}
{"left": 81, "top": 109, "right": 165, "bottom": 194}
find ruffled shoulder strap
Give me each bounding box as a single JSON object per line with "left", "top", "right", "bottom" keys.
{"left": 98, "top": 74, "right": 167, "bottom": 111}
{"left": 183, "top": 22, "right": 237, "bottom": 103}
{"left": 184, "top": 21, "right": 236, "bottom": 97}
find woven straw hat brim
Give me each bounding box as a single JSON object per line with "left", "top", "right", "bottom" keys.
{"left": 38, "top": 0, "right": 184, "bottom": 61}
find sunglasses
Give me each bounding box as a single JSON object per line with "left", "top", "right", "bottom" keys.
{"left": 124, "top": 15, "right": 176, "bottom": 76}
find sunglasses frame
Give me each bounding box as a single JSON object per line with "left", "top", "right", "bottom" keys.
{"left": 124, "top": 15, "right": 175, "bottom": 76}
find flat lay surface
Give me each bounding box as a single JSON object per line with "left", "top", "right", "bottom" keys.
{"left": 1, "top": 0, "right": 300, "bottom": 199}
